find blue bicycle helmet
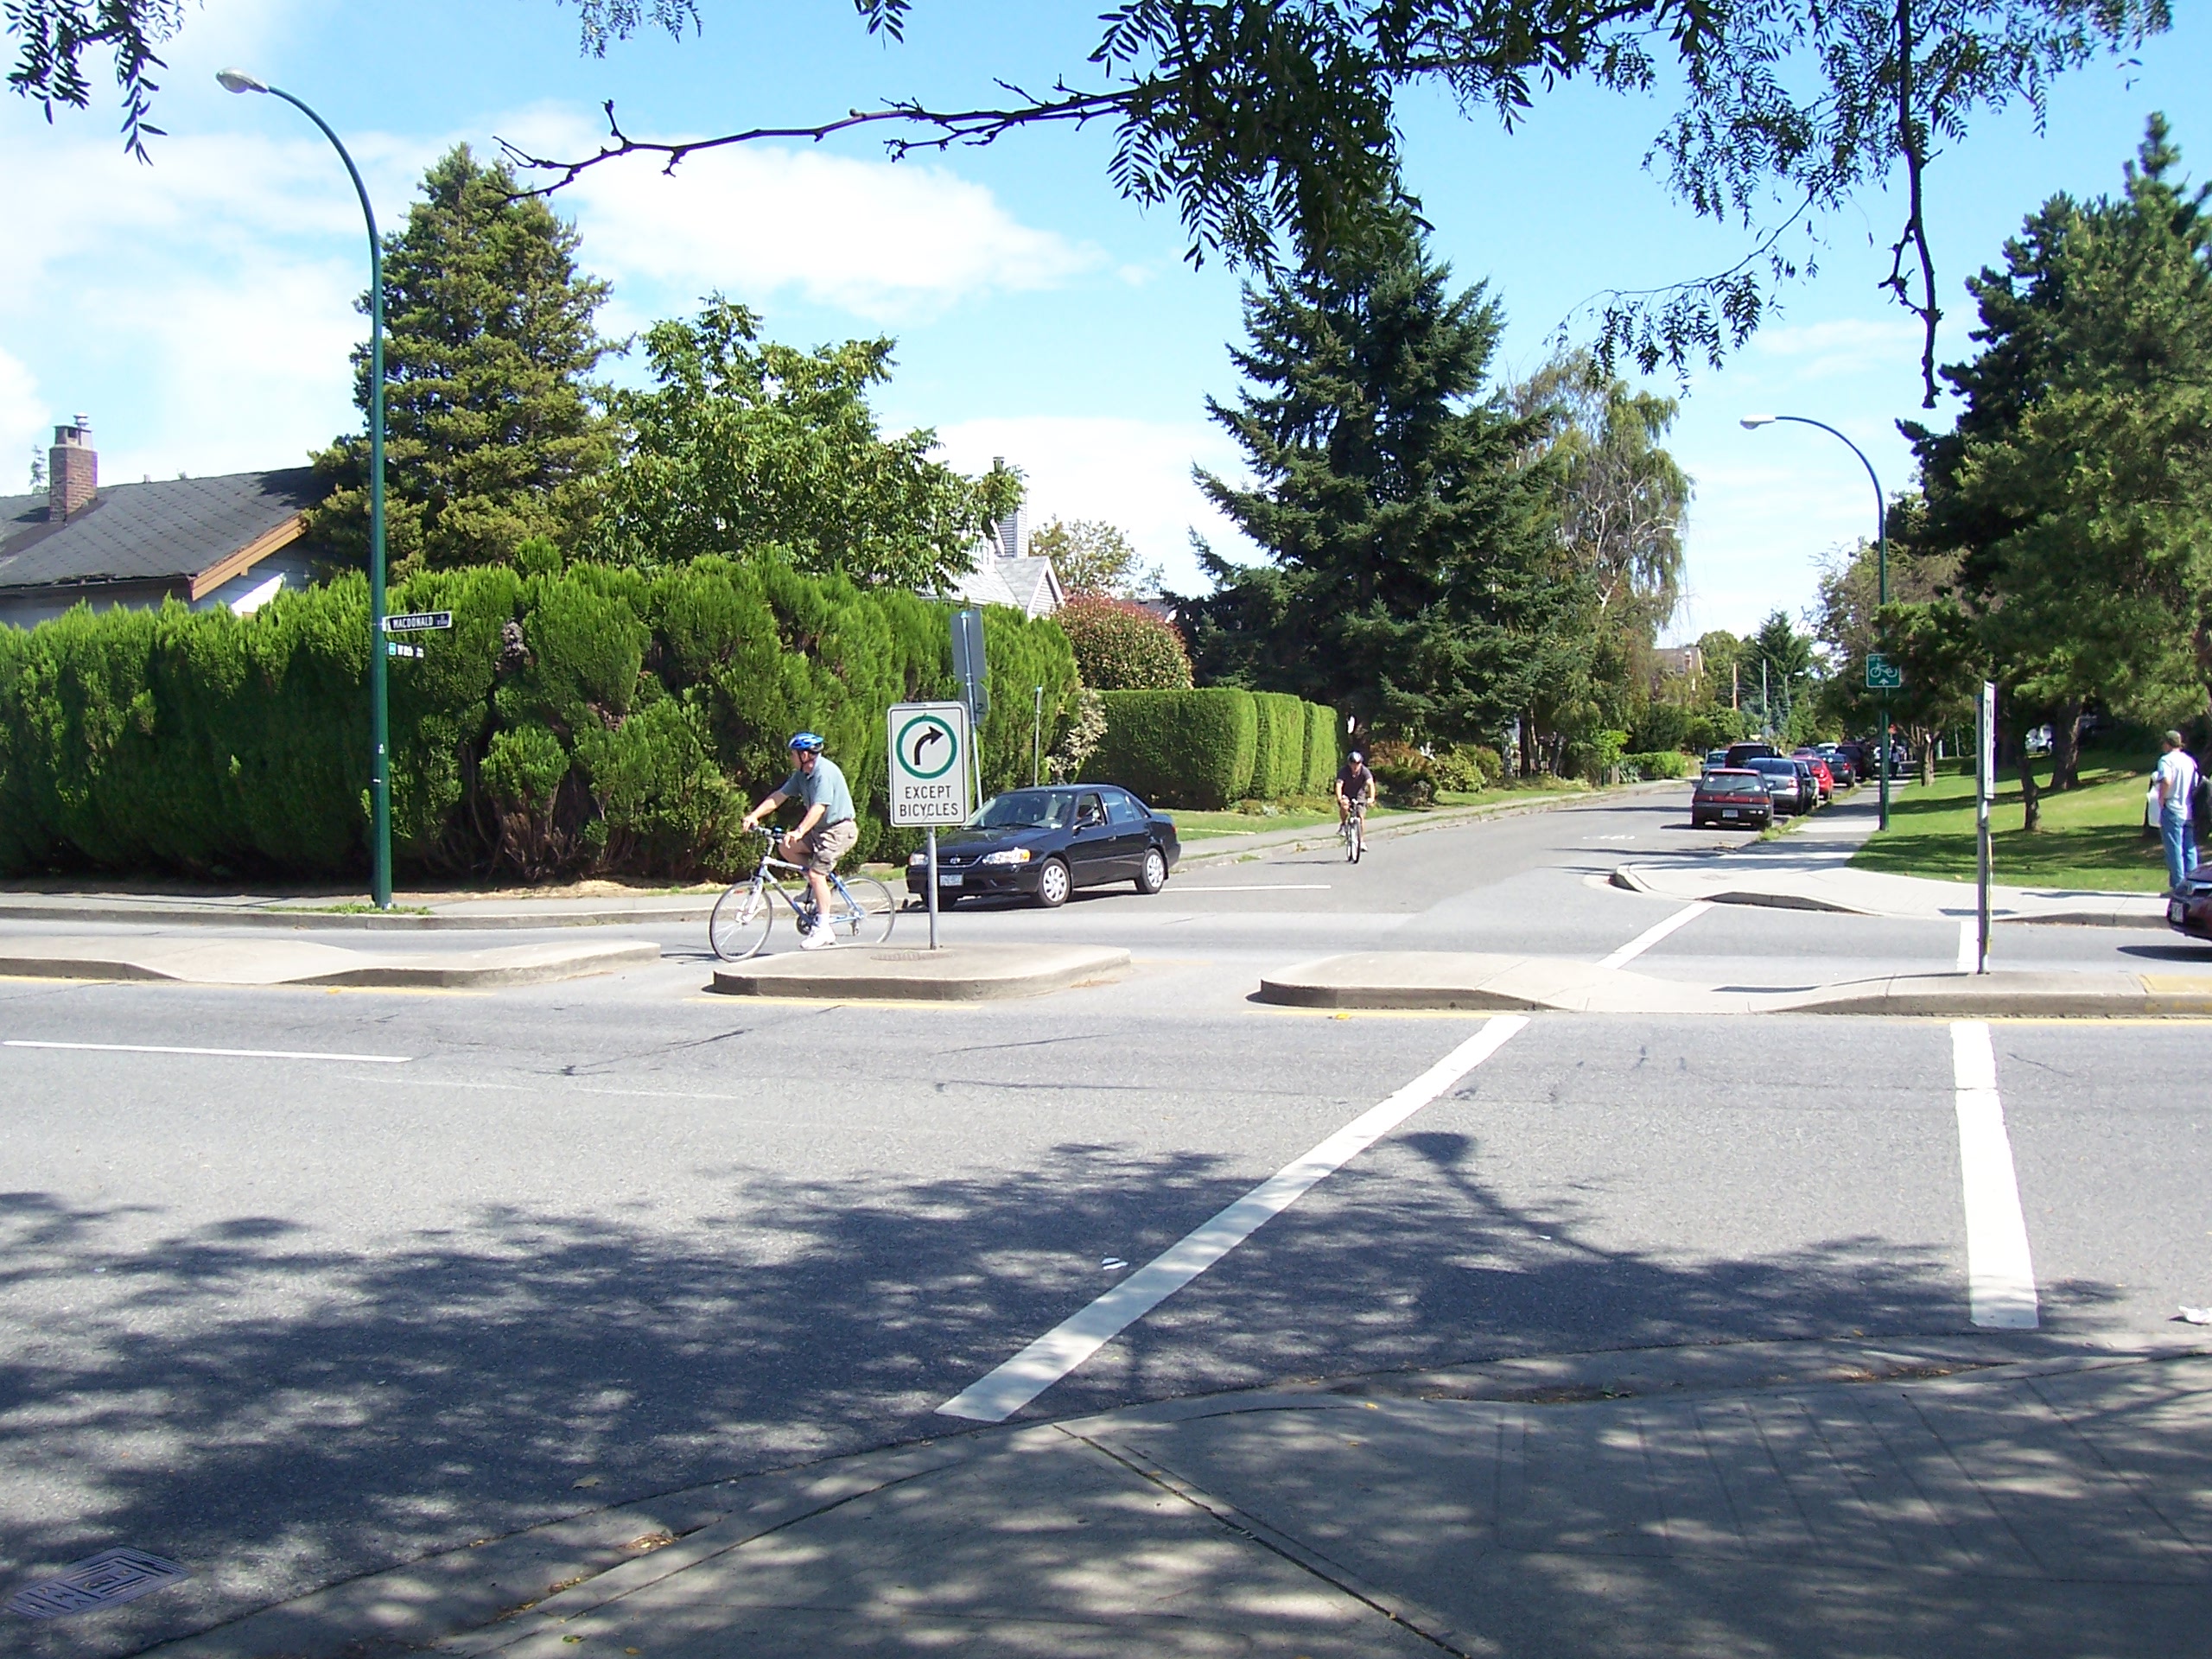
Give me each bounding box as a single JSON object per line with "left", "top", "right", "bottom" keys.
{"left": 788, "top": 731, "right": 824, "bottom": 753}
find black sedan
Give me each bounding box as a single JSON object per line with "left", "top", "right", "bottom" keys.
{"left": 906, "top": 785, "right": 1181, "bottom": 908}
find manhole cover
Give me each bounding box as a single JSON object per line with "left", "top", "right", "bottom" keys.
{"left": 7, "top": 1549, "right": 188, "bottom": 1619}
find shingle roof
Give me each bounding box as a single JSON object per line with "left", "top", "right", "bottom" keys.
{"left": 944, "top": 552, "right": 1063, "bottom": 620}
{"left": 0, "top": 468, "right": 321, "bottom": 592}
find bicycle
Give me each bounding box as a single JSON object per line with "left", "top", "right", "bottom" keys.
{"left": 1340, "top": 799, "right": 1366, "bottom": 863}
{"left": 709, "top": 828, "right": 897, "bottom": 961}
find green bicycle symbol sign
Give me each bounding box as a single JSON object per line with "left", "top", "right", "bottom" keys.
{"left": 897, "top": 714, "right": 960, "bottom": 779}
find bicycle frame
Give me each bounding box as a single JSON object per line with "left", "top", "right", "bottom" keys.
{"left": 739, "top": 834, "right": 856, "bottom": 926}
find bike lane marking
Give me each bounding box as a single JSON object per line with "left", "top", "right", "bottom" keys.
{"left": 4, "top": 1039, "right": 410, "bottom": 1064}
{"left": 1950, "top": 1020, "right": 2039, "bottom": 1329}
{"left": 1597, "top": 900, "right": 1713, "bottom": 971}
{"left": 938, "top": 1015, "right": 1529, "bottom": 1423}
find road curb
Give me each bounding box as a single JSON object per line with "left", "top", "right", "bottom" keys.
{"left": 709, "top": 942, "right": 1130, "bottom": 1001}
{"left": 0, "top": 899, "right": 719, "bottom": 931}
{"left": 0, "top": 938, "right": 661, "bottom": 988}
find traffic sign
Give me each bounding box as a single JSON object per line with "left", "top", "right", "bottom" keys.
{"left": 1865, "top": 652, "right": 1903, "bottom": 690}
{"left": 887, "top": 702, "right": 971, "bottom": 827}
{"left": 385, "top": 641, "right": 423, "bottom": 659}
{"left": 950, "top": 607, "right": 988, "bottom": 724}
{"left": 383, "top": 611, "right": 453, "bottom": 633}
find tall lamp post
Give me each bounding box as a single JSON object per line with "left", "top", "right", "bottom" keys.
{"left": 1740, "top": 414, "right": 1891, "bottom": 831}
{"left": 218, "top": 69, "right": 392, "bottom": 908}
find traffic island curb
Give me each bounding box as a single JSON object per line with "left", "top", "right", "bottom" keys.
{"left": 709, "top": 942, "right": 1130, "bottom": 1001}
{"left": 1256, "top": 950, "right": 2212, "bottom": 1019}
{"left": 0, "top": 937, "right": 661, "bottom": 988}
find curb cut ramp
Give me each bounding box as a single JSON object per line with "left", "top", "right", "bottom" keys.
{"left": 709, "top": 943, "right": 1129, "bottom": 1001}
{"left": 0, "top": 936, "right": 660, "bottom": 988}
{"left": 1258, "top": 951, "right": 2212, "bottom": 1018}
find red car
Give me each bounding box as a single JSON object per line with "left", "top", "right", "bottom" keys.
{"left": 1794, "top": 751, "right": 1835, "bottom": 805}
{"left": 1690, "top": 768, "right": 1775, "bottom": 830}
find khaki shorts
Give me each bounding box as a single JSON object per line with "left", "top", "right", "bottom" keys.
{"left": 798, "top": 817, "right": 858, "bottom": 874}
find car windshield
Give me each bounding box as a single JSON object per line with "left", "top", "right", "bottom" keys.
{"left": 973, "top": 790, "right": 1075, "bottom": 830}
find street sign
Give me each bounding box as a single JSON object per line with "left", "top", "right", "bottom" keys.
{"left": 385, "top": 641, "right": 423, "bottom": 659}
{"left": 1865, "top": 652, "right": 1903, "bottom": 690}
{"left": 383, "top": 611, "right": 453, "bottom": 633}
{"left": 887, "top": 702, "right": 971, "bottom": 828}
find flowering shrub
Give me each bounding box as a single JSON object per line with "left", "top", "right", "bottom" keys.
{"left": 1057, "top": 594, "right": 1193, "bottom": 690}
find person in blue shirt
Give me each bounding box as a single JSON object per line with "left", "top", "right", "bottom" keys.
{"left": 741, "top": 733, "right": 859, "bottom": 949}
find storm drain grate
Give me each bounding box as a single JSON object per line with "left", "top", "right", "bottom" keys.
{"left": 7, "top": 1549, "right": 188, "bottom": 1619}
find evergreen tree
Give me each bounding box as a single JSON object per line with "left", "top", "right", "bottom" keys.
{"left": 1183, "top": 206, "right": 1568, "bottom": 745}
{"left": 1904, "top": 116, "right": 2212, "bottom": 826}
{"left": 305, "top": 145, "right": 615, "bottom": 575}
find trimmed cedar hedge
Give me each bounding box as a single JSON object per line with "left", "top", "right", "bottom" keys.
{"left": 1303, "top": 699, "right": 1341, "bottom": 793}
{"left": 1082, "top": 686, "right": 1337, "bottom": 808}
{"left": 0, "top": 556, "right": 1077, "bottom": 880}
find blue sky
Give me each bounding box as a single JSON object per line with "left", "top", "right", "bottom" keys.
{"left": 3, "top": 1, "right": 2207, "bottom": 643}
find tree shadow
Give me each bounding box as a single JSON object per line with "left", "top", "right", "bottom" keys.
{"left": 0, "top": 1123, "right": 2109, "bottom": 1659}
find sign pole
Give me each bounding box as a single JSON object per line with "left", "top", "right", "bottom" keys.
{"left": 926, "top": 827, "right": 939, "bottom": 950}
{"left": 1977, "top": 680, "right": 1995, "bottom": 974}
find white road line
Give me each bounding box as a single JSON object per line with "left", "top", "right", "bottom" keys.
{"left": 1598, "top": 901, "right": 1713, "bottom": 971}
{"left": 938, "top": 1014, "right": 1530, "bottom": 1423}
{"left": 1174, "top": 883, "right": 1332, "bottom": 892}
{"left": 4, "top": 1039, "right": 410, "bottom": 1065}
{"left": 1949, "top": 1022, "right": 2038, "bottom": 1329}
{"left": 1956, "top": 918, "right": 1977, "bottom": 974}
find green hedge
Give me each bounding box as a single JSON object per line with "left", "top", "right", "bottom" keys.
{"left": 1624, "top": 749, "right": 1692, "bottom": 779}
{"left": 1081, "top": 687, "right": 1338, "bottom": 808}
{"left": 1249, "top": 690, "right": 1306, "bottom": 799}
{"left": 1303, "top": 701, "right": 1340, "bottom": 793}
{"left": 0, "top": 556, "right": 1078, "bottom": 881}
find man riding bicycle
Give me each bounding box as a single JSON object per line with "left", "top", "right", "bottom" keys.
{"left": 741, "top": 733, "right": 858, "bottom": 950}
{"left": 1336, "top": 750, "right": 1376, "bottom": 830}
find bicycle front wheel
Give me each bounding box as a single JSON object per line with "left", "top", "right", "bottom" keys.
{"left": 829, "top": 875, "right": 899, "bottom": 944}
{"left": 709, "top": 879, "right": 780, "bottom": 960}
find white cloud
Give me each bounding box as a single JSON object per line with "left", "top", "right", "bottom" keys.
{"left": 501, "top": 111, "right": 1103, "bottom": 323}
{"left": 1750, "top": 316, "right": 1927, "bottom": 384}
{"left": 929, "top": 416, "right": 1260, "bottom": 592}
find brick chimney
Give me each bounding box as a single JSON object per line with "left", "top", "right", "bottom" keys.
{"left": 48, "top": 416, "right": 96, "bottom": 521}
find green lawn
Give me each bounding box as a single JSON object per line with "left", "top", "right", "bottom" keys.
{"left": 1849, "top": 757, "right": 2171, "bottom": 892}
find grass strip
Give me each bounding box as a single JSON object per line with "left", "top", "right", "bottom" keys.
{"left": 1850, "top": 756, "right": 2172, "bottom": 892}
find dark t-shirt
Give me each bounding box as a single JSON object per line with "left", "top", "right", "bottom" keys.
{"left": 1338, "top": 764, "right": 1375, "bottom": 801}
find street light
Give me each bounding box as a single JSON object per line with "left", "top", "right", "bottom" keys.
{"left": 1740, "top": 413, "right": 1891, "bottom": 830}
{"left": 219, "top": 69, "right": 393, "bottom": 907}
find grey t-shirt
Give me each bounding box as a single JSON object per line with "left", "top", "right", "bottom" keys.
{"left": 779, "top": 756, "right": 855, "bottom": 825}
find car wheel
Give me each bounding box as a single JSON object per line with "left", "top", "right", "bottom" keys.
{"left": 1034, "top": 857, "right": 1071, "bottom": 908}
{"left": 1135, "top": 845, "right": 1168, "bottom": 895}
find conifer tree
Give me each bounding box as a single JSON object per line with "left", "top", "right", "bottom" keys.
{"left": 305, "top": 144, "right": 615, "bottom": 575}
{"left": 1185, "top": 205, "right": 1569, "bottom": 744}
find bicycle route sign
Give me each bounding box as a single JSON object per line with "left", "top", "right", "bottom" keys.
{"left": 887, "top": 701, "right": 971, "bottom": 827}
{"left": 1865, "top": 652, "right": 1904, "bottom": 690}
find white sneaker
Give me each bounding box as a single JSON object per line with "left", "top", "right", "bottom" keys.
{"left": 798, "top": 924, "right": 835, "bottom": 950}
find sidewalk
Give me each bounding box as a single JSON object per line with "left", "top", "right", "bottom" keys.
{"left": 139, "top": 1338, "right": 2212, "bottom": 1659}
{"left": 0, "top": 784, "right": 1656, "bottom": 932}
{"left": 1614, "top": 793, "right": 2167, "bottom": 928}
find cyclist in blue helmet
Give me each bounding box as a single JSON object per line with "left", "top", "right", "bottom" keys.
{"left": 741, "top": 733, "right": 858, "bottom": 948}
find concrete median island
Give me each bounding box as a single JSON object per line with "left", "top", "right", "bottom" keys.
{"left": 0, "top": 936, "right": 660, "bottom": 988}
{"left": 709, "top": 942, "right": 1130, "bottom": 1001}
{"left": 1258, "top": 950, "right": 2212, "bottom": 1019}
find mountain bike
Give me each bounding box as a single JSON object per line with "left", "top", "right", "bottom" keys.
{"left": 1341, "top": 801, "right": 1366, "bottom": 863}
{"left": 709, "top": 829, "right": 897, "bottom": 961}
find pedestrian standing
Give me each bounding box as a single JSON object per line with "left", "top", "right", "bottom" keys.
{"left": 2153, "top": 730, "right": 2201, "bottom": 892}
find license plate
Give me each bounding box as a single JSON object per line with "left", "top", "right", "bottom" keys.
{"left": 939, "top": 874, "right": 963, "bottom": 888}
{"left": 2171, "top": 899, "right": 2188, "bottom": 924}
{"left": 1722, "top": 809, "right": 1738, "bottom": 818}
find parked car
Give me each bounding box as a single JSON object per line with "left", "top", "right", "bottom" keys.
{"left": 1725, "top": 741, "right": 1778, "bottom": 769}
{"left": 1821, "top": 751, "right": 1859, "bottom": 788}
{"left": 1835, "top": 741, "right": 1873, "bottom": 780}
{"left": 1690, "top": 768, "right": 1774, "bottom": 830}
{"left": 1747, "top": 755, "right": 1810, "bottom": 817}
{"left": 905, "top": 785, "right": 1180, "bottom": 909}
{"left": 2169, "top": 874, "right": 2212, "bottom": 944}
{"left": 1791, "top": 757, "right": 1824, "bottom": 809}
{"left": 1794, "top": 752, "right": 1835, "bottom": 804}
{"left": 1703, "top": 747, "right": 1731, "bottom": 772}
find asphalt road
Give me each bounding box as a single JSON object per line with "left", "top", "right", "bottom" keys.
{"left": 3, "top": 784, "right": 2207, "bottom": 1656}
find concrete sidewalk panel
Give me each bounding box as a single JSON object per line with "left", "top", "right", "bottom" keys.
{"left": 710, "top": 943, "right": 1129, "bottom": 1001}
{"left": 0, "top": 935, "right": 659, "bottom": 988}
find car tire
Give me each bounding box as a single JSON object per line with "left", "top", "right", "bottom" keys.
{"left": 1034, "top": 857, "right": 1071, "bottom": 908}
{"left": 1135, "top": 846, "right": 1168, "bottom": 895}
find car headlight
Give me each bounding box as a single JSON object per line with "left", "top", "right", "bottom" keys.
{"left": 978, "top": 848, "right": 1032, "bottom": 866}
{"left": 907, "top": 853, "right": 927, "bottom": 866}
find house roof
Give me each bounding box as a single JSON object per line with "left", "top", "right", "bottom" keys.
{"left": 0, "top": 468, "right": 321, "bottom": 597}
{"left": 947, "top": 553, "right": 1063, "bottom": 620}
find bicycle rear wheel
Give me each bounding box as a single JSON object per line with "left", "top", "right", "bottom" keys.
{"left": 829, "top": 875, "right": 898, "bottom": 944}
{"left": 709, "top": 879, "right": 780, "bottom": 960}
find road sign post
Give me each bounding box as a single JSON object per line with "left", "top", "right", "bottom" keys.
{"left": 888, "top": 701, "right": 972, "bottom": 951}
{"left": 1976, "top": 680, "right": 1996, "bottom": 974}
{"left": 1864, "top": 653, "right": 1902, "bottom": 690}
{"left": 950, "top": 607, "right": 988, "bottom": 810}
